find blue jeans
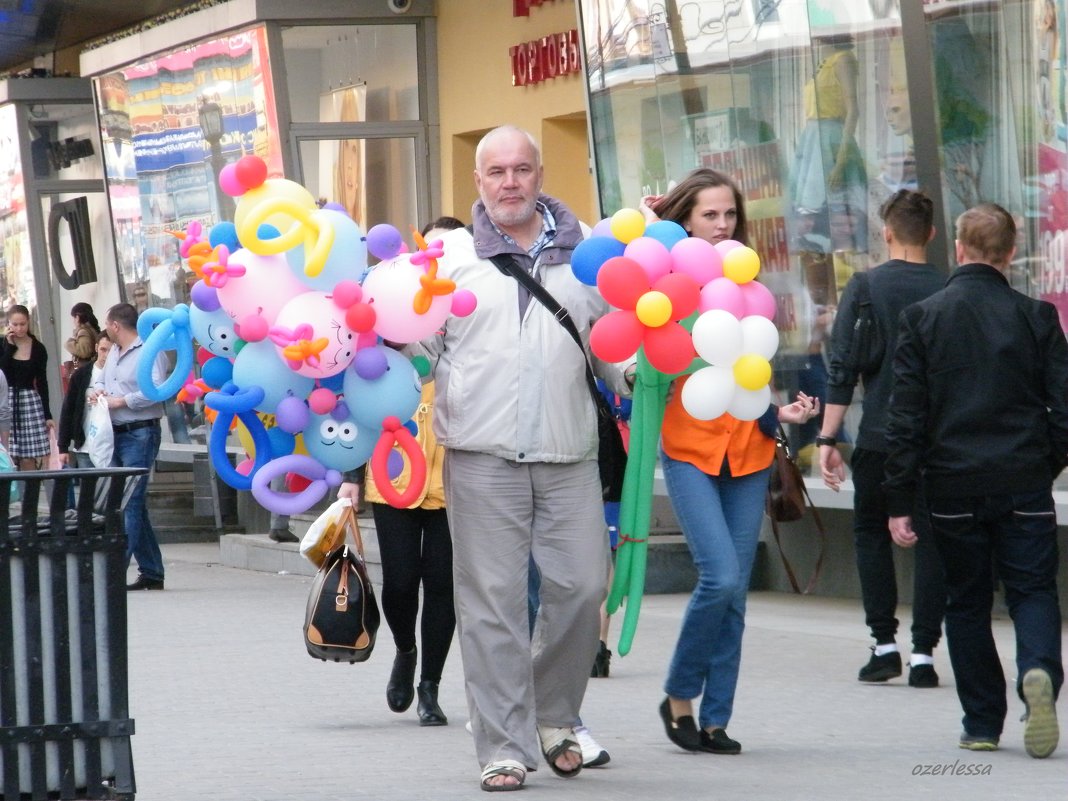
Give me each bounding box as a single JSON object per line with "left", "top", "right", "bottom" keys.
{"left": 113, "top": 423, "right": 164, "bottom": 581}
{"left": 662, "top": 453, "right": 770, "bottom": 729}
{"left": 928, "top": 490, "right": 1063, "bottom": 739}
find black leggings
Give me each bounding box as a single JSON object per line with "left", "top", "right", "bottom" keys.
{"left": 371, "top": 503, "right": 456, "bottom": 682}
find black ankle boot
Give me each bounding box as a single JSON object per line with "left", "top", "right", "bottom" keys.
{"left": 590, "top": 640, "right": 611, "bottom": 678}
{"left": 416, "top": 680, "right": 448, "bottom": 726}
{"left": 386, "top": 647, "right": 417, "bottom": 712}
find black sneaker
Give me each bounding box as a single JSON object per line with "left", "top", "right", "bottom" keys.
{"left": 908, "top": 663, "right": 939, "bottom": 688}
{"left": 699, "top": 728, "right": 741, "bottom": 755}
{"left": 126, "top": 575, "right": 164, "bottom": 591}
{"left": 858, "top": 648, "right": 902, "bottom": 682}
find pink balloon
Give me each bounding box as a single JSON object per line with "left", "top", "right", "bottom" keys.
{"left": 739, "top": 280, "right": 777, "bottom": 320}
{"left": 217, "top": 250, "right": 309, "bottom": 326}
{"left": 308, "top": 387, "right": 337, "bottom": 415}
{"left": 699, "top": 277, "right": 746, "bottom": 317}
{"left": 714, "top": 239, "right": 745, "bottom": 255}
{"left": 273, "top": 291, "right": 358, "bottom": 378}
{"left": 236, "top": 458, "right": 254, "bottom": 476}
{"left": 451, "top": 289, "right": 477, "bottom": 317}
{"left": 671, "top": 238, "right": 724, "bottom": 285}
{"left": 624, "top": 237, "right": 672, "bottom": 284}
{"left": 363, "top": 255, "right": 452, "bottom": 343}
{"left": 219, "top": 163, "right": 245, "bottom": 197}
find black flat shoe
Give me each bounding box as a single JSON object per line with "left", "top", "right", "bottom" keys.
{"left": 416, "top": 680, "right": 448, "bottom": 726}
{"left": 386, "top": 647, "right": 417, "bottom": 713}
{"left": 659, "top": 697, "right": 701, "bottom": 752}
{"left": 127, "top": 575, "right": 164, "bottom": 591}
{"left": 699, "top": 728, "right": 741, "bottom": 755}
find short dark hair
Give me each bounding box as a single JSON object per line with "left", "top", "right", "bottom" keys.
{"left": 650, "top": 169, "right": 748, "bottom": 245}
{"left": 879, "top": 189, "right": 934, "bottom": 246}
{"left": 956, "top": 203, "right": 1016, "bottom": 266}
{"left": 421, "top": 216, "right": 465, "bottom": 236}
{"left": 107, "top": 302, "right": 139, "bottom": 331}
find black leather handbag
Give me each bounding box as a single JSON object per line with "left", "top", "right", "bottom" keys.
{"left": 303, "top": 506, "right": 381, "bottom": 662}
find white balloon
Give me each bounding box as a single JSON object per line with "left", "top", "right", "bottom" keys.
{"left": 727, "top": 384, "right": 772, "bottom": 421}
{"left": 691, "top": 309, "right": 743, "bottom": 365}
{"left": 681, "top": 366, "right": 735, "bottom": 421}
{"left": 740, "top": 315, "right": 780, "bottom": 360}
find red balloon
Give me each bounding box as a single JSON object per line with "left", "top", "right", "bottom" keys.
{"left": 597, "top": 256, "right": 650, "bottom": 309}
{"left": 653, "top": 272, "right": 701, "bottom": 320}
{"left": 196, "top": 346, "right": 214, "bottom": 366}
{"left": 643, "top": 323, "right": 696, "bottom": 374}
{"left": 346, "top": 303, "right": 377, "bottom": 333}
{"left": 589, "top": 310, "right": 645, "bottom": 363}
{"left": 286, "top": 472, "right": 312, "bottom": 493}
{"left": 235, "top": 156, "right": 268, "bottom": 190}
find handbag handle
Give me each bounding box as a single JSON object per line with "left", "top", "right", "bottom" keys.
{"left": 336, "top": 503, "right": 366, "bottom": 558}
{"left": 768, "top": 427, "right": 827, "bottom": 594}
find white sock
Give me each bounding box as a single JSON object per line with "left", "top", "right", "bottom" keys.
{"left": 910, "top": 653, "right": 934, "bottom": 666}
{"left": 874, "top": 643, "right": 899, "bottom": 656}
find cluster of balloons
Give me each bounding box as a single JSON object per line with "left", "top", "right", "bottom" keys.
{"left": 574, "top": 207, "right": 778, "bottom": 420}
{"left": 574, "top": 206, "right": 780, "bottom": 658}
{"left": 137, "top": 155, "right": 475, "bottom": 515}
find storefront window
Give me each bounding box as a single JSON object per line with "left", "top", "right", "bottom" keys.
{"left": 0, "top": 103, "right": 32, "bottom": 321}
{"left": 281, "top": 25, "right": 420, "bottom": 123}
{"left": 95, "top": 25, "right": 284, "bottom": 309}
{"left": 580, "top": 0, "right": 1065, "bottom": 481}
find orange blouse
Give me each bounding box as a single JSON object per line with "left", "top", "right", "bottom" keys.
{"left": 661, "top": 375, "right": 776, "bottom": 477}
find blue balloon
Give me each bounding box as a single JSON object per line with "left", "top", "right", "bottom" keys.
{"left": 571, "top": 236, "right": 626, "bottom": 286}
{"left": 201, "top": 356, "right": 233, "bottom": 389}
{"left": 644, "top": 220, "right": 689, "bottom": 251}
{"left": 285, "top": 210, "right": 368, "bottom": 291}
{"left": 342, "top": 347, "right": 421, "bottom": 430}
{"left": 259, "top": 223, "right": 281, "bottom": 240}
{"left": 318, "top": 371, "right": 345, "bottom": 392}
{"left": 266, "top": 427, "right": 296, "bottom": 457}
{"left": 208, "top": 221, "right": 240, "bottom": 252}
{"left": 302, "top": 409, "right": 377, "bottom": 472}
{"left": 189, "top": 304, "right": 240, "bottom": 358}
{"left": 231, "top": 340, "right": 315, "bottom": 415}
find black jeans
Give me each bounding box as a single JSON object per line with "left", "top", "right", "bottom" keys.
{"left": 851, "top": 447, "right": 945, "bottom": 652}
{"left": 929, "top": 490, "right": 1063, "bottom": 739}
{"left": 371, "top": 503, "right": 456, "bottom": 683}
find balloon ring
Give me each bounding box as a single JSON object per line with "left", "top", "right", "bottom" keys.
{"left": 250, "top": 454, "right": 343, "bottom": 516}
{"left": 137, "top": 305, "right": 195, "bottom": 402}
{"left": 208, "top": 407, "right": 272, "bottom": 491}
{"left": 204, "top": 381, "right": 266, "bottom": 415}
{"left": 370, "top": 416, "right": 428, "bottom": 508}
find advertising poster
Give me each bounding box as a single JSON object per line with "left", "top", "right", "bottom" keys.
{"left": 1037, "top": 1, "right": 1068, "bottom": 332}
{"left": 96, "top": 25, "right": 283, "bottom": 306}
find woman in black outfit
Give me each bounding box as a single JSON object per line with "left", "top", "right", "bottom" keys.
{"left": 0, "top": 305, "right": 54, "bottom": 471}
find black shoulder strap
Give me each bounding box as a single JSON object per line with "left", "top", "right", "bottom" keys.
{"left": 466, "top": 226, "right": 605, "bottom": 412}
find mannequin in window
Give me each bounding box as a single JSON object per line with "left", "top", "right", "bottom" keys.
{"left": 790, "top": 39, "right": 868, "bottom": 255}
{"left": 1038, "top": 0, "right": 1059, "bottom": 143}
{"left": 879, "top": 88, "right": 917, "bottom": 193}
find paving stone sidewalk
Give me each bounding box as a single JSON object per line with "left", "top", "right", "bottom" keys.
{"left": 123, "top": 543, "right": 1066, "bottom": 801}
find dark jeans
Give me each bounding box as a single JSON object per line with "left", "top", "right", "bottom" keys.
{"left": 371, "top": 503, "right": 455, "bottom": 683}
{"left": 928, "top": 490, "right": 1063, "bottom": 738}
{"left": 112, "top": 422, "right": 164, "bottom": 581}
{"left": 851, "top": 447, "right": 945, "bottom": 652}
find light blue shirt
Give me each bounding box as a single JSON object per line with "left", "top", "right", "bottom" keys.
{"left": 95, "top": 337, "right": 166, "bottom": 425}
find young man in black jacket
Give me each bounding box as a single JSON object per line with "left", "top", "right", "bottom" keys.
{"left": 885, "top": 203, "right": 1068, "bottom": 758}
{"left": 820, "top": 190, "right": 946, "bottom": 687}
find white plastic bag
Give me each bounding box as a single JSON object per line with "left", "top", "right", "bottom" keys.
{"left": 299, "top": 497, "right": 354, "bottom": 567}
{"left": 82, "top": 396, "right": 114, "bottom": 468}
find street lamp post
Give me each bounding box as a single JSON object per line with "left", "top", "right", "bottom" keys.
{"left": 197, "top": 97, "right": 233, "bottom": 220}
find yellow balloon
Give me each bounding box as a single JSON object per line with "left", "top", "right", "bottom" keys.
{"left": 635, "top": 290, "right": 672, "bottom": 328}
{"left": 733, "top": 353, "right": 772, "bottom": 391}
{"left": 610, "top": 208, "right": 645, "bottom": 244}
{"left": 233, "top": 180, "right": 336, "bottom": 278}
{"left": 723, "top": 245, "right": 761, "bottom": 284}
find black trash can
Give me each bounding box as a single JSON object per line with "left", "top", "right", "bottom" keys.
{"left": 0, "top": 467, "right": 146, "bottom": 801}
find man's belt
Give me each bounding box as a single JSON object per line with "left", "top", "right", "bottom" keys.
{"left": 112, "top": 418, "right": 160, "bottom": 434}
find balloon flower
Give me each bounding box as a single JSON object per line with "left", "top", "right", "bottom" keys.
{"left": 572, "top": 210, "right": 779, "bottom": 656}
{"left": 141, "top": 156, "right": 478, "bottom": 517}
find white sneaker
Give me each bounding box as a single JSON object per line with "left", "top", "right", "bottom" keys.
{"left": 574, "top": 725, "right": 610, "bottom": 767}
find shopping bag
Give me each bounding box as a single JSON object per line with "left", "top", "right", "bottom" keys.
{"left": 0, "top": 442, "right": 18, "bottom": 500}
{"left": 300, "top": 497, "right": 358, "bottom": 568}
{"left": 82, "top": 396, "right": 114, "bottom": 468}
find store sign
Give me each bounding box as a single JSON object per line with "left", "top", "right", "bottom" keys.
{"left": 513, "top": 0, "right": 557, "bottom": 16}
{"left": 510, "top": 29, "right": 580, "bottom": 86}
